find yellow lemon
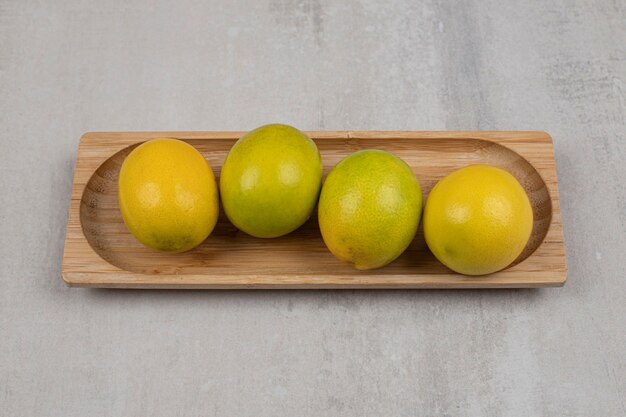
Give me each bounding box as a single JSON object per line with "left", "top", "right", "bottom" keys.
{"left": 220, "top": 124, "right": 322, "bottom": 238}
{"left": 118, "top": 138, "right": 219, "bottom": 252}
{"left": 423, "top": 165, "right": 533, "bottom": 275}
{"left": 318, "top": 150, "right": 422, "bottom": 270}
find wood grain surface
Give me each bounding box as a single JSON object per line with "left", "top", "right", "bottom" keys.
{"left": 62, "top": 131, "right": 566, "bottom": 289}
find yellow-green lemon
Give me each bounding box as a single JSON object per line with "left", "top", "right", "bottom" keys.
{"left": 220, "top": 124, "right": 322, "bottom": 238}
{"left": 318, "top": 150, "right": 422, "bottom": 270}
{"left": 423, "top": 165, "right": 533, "bottom": 275}
{"left": 118, "top": 138, "right": 219, "bottom": 252}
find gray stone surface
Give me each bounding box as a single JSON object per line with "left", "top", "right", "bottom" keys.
{"left": 1, "top": 0, "right": 625, "bottom": 415}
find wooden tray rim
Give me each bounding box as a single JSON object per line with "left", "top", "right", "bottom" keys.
{"left": 62, "top": 130, "right": 567, "bottom": 289}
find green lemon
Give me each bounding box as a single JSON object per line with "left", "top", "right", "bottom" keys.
{"left": 118, "top": 138, "right": 219, "bottom": 252}
{"left": 423, "top": 165, "right": 533, "bottom": 275}
{"left": 219, "top": 124, "right": 323, "bottom": 238}
{"left": 318, "top": 150, "right": 423, "bottom": 270}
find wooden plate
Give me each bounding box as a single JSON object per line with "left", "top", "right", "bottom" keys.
{"left": 62, "top": 131, "right": 566, "bottom": 289}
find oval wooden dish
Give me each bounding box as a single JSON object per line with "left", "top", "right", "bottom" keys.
{"left": 62, "top": 131, "right": 566, "bottom": 289}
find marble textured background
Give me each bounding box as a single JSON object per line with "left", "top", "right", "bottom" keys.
{"left": 1, "top": 1, "right": 624, "bottom": 415}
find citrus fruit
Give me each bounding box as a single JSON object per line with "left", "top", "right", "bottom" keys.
{"left": 318, "top": 150, "right": 422, "bottom": 270}
{"left": 423, "top": 164, "right": 533, "bottom": 275}
{"left": 219, "top": 124, "right": 322, "bottom": 238}
{"left": 118, "top": 138, "right": 219, "bottom": 252}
